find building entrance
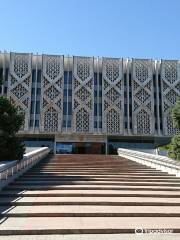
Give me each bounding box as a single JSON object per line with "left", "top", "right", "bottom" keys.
{"left": 56, "top": 142, "right": 105, "bottom": 154}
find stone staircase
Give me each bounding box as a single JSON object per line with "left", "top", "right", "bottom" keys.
{"left": 0, "top": 154, "right": 180, "bottom": 235}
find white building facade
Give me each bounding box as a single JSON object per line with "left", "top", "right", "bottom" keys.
{"left": 0, "top": 52, "right": 179, "bottom": 154}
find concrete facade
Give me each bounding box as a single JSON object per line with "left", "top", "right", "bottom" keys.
{"left": 0, "top": 52, "right": 180, "bottom": 152}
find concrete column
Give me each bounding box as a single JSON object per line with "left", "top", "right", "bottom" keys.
{"left": 105, "top": 136, "right": 108, "bottom": 155}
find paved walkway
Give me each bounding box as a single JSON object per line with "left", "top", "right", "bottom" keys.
{"left": 1, "top": 234, "right": 180, "bottom": 240}
{"left": 0, "top": 154, "right": 180, "bottom": 236}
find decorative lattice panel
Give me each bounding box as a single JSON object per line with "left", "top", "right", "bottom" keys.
{"left": 102, "top": 58, "right": 124, "bottom": 134}
{"left": 132, "top": 59, "right": 154, "bottom": 135}
{"left": 161, "top": 60, "right": 180, "bottom": 135}
{"left": 40, "top": 55, "right": 64, "bottom": 132}
{"left": 7, "top": 53, "right": 32, "bottom": 131}
{"left": 72, "top": 57, "right": 94, "bottom": 133}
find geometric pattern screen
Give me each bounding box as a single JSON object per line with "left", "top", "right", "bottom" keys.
{"left": 40, "top": 55, "right": 64, "bottom": 132}
{"left": 3, "top": 52, "right": 180, "bottom": 136}
{"left": 102, "top": 58, "right": 124, "bottom": 134}
{"left": 72, "top": 56, "right": 94, "bottom": 133}
{"left": 7, "top": 52, "right": 32, "bottom": 131}
{"left": 161, "top": 60, "right": 180, "bottom": 135}
{"left": 132, "top": 59, "right": 154, "bottom": 135}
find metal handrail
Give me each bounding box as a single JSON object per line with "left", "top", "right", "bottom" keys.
{"left": 0, "top": 147, "right": 50, "bottom": 181}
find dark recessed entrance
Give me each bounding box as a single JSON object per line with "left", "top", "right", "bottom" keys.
{"left": 56, "top": 142, "right": 105, "bottom": 154}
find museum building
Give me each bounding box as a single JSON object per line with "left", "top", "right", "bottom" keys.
{"left": 0, "top": 52, "right": 179, "bottom": 154}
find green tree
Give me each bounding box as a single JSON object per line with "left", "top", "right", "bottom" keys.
{"left": 172, "top": 98, "right": 180, "bottom": 129}
{"left": 168, "top": 135, "right": 180, "bottom": 160}
{"left": 0, "top": 96, "right": 25, "bottom": 161}
{"left": 167, "top": 99, "right": 180, "bottom": 160}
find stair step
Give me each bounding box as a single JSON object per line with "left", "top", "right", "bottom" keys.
{"left": 22, "top": 174, "right": 179, "bottom": 179}
{"left": 6, "top": 185, "right": 180, "bottom": 191}
{"left": 1, "top": 198, "right": 180, "bottom": 206}
{"left": 2, "top": 205, "right": 180, "bottom": 217}
{"left": 18, "top": 177, "right": 180, "bottom": 182}
{"left": 0, "top": 154, "right": 179, "bottom": 235}
{"left": 1, "top": 196, "right": 180, "bottom": 205}
{"left": 2, "top": 189, "right": 180, "bottom": 199}
{"left": 13, "top": 180, "right": 180, "bottom": 186}
{"left": 0, "top": 217, "right": 180, "bottom": 234}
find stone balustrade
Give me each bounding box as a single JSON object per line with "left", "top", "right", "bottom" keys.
{"left": 0, "top": 147, "right": 50, "bottom": 190}
{"left": 117, "top": 148, "right": 180, "bottom": 177}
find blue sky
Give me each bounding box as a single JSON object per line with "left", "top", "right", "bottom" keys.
{"left": 0, "top": 0, "right": 180, "bottom": 59}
